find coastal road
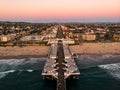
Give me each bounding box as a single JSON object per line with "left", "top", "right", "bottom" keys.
{"left": 57, "top": 26, "right": 65, "bottom": 39}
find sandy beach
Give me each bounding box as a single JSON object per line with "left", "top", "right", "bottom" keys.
{"left": 0, "top": 46, "right": 50, "bottom": 59}
{"left": 70, "top": 42, "right": 120, "bottom": 54}
{"left": 0, "top": 42, "right": 120, "bottom": 59}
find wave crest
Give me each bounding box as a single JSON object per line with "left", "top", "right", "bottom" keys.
{"left": 0, "top": 70, "right": 16, "bottom": 79}
{"left": 99, "top": 63, "right": 120, "bottom": 79}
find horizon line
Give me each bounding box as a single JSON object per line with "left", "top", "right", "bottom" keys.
{"left": 0, "top": 20, "right": 120, "bottom": 24}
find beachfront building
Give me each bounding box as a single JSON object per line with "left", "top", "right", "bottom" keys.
{"left": 113, "top": 34, "right": 120, "bottom": 41}
{"left": 0, "top": 34, "right": 16, "bottom": 42}
{"left": 48, "top": 39, "right": 75, "bottom": 44}
{"left": 20, "top": 35, "right": 44, "bottom": 42}
{"left": 81, "top": 34, "right": 96, "bottom": 41}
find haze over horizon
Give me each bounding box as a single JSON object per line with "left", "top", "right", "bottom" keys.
{"left": 0, "top": 0, "right": 120, "bottom": 23}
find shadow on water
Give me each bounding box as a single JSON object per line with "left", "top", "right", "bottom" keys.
{"left": 43, "top": 80, "right": 56, "bottom": 90}
{"left": 0, "top": 71, "right": 56, "bottom": 90}
{"left": 66, "top": 67, "right": 120, "bottom": 90}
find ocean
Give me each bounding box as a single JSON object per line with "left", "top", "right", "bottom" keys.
{"left": 0, "top": 55, "right": 120, "bottom": 90}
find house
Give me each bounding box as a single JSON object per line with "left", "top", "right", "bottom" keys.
{"left": 0, "top": 34, "right": 16, "bottom": 42}
{"left": 113, "top": 34, "right": 120, "bottom": 41}
{"left": 20, "top": 35, "right": 44, "bottom": 42}
{"left": 81, "top": 34, "right": 96, "bottom": 41}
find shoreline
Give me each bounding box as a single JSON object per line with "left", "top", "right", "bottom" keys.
{"left": 0, "top": 54, "right": 120, "bottom": 71}
{"left": 0, "top": 54, "right": 120, "bottom": 59}
{"left": 0, "top": 55, "right": 48, "bottom": 59}
{"left": 0, "top": 42, "right": 120, "bottom": 59}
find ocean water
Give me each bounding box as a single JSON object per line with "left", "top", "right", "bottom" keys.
{"left": 0, "top": 55, "right": 120, "bottom": 90}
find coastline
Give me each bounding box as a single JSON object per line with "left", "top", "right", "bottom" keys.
{"left": 0, "top": 42, "right": 120, "bottom": 59}
{"left": 0, "top": 55, "right": 47, "bottom": 59}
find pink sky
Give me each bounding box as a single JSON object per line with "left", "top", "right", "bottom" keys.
{"left": 0, "top": 0, "right": 120, "bottom": 22}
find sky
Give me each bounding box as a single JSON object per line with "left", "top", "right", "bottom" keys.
{"left": 0, "top": 0, "right": 120, "bottom": 22}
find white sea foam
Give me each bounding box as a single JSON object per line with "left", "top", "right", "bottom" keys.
{"left": 0, "top": 70, "right": 16, "bottom": 79}
{"left": 0, "top": 59, "right": 26, "bottom": 65}
{"left": 18, "top": 69, "right": 34, "bottom": 72}
{"left": 0, "top": 58, "right": 46, "bottom": 70}
{"left": 99, "top": 63, "right": 120, "bottom": 79}
{"left": 0, "top": 69, "right": 34, "bottom": 79}
{"left": 26, "top": 69, "right": 33, "bottom": 72}
{"left": 0, "top": 58, "right": 46, "bottom": 65}
{"left": 78, "top": 55, "right": 120, "bottom": 61}
{"left": 0, "top": 58, "right": 46, "bottom": 79}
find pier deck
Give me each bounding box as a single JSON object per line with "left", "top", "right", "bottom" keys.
{"left": 56, "top": 40, "right": 66, "bottom": 90}
{"left": 42, "top": 26, "right": 80, "bottom": 90}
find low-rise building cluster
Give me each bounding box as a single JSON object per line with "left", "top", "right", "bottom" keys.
{"left": 0, "top": 21, "right": 58, "bottom": 45}
{"left": 61, "top": 23, "right": 120, "bottom": 43}
{"left": 0, "top": 21, "right": 120, "bottom": 45}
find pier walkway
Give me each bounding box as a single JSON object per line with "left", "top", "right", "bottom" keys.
{"left": 56, "top": 40, "right": 66, "bottom": 90}
{"left": 42, "top": 26, "right": 80, "bottom": 90}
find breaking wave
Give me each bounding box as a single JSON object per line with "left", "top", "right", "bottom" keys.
{"left": 26, "top": 69, "right": 33, "bottom": 72}
{"left": 77, "top": 54, "right": 120, "bottom": 69}
{"left": 99, "top": 63, "right": 120, "bottom": 79}
{"left": 0, "top": 70, "right": 16, "bottom": 79}
{"left": 78, "top": 54, "right": 120, "bottom": 61}
{"left": 0, "top": 69, "right": 34, "bottom": 79}
{"left": 0, "top": 58, "right": 46, "bottom": 79}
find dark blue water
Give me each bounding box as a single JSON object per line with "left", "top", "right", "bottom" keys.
{"left": 0, "top": 56, "right": 120, "bottom": 90}
{"left": 66, "top": 67, "right": 120, "bottom": 90}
